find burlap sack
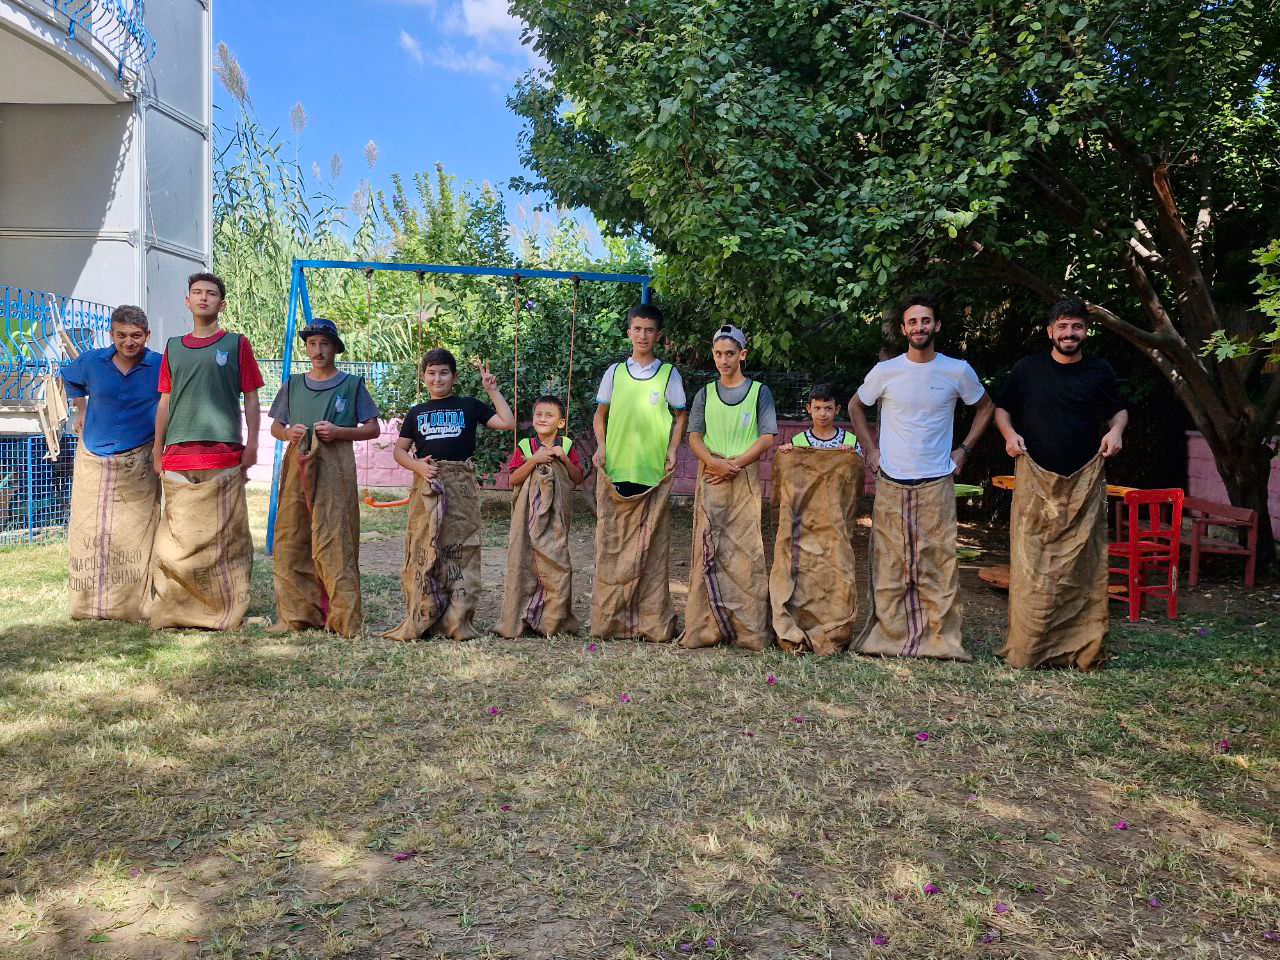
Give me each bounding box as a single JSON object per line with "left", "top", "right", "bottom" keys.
{"left": 590, "top": 471, "right": 677, "bottom": 642}
{"left": 272, "top": 431, "right": 363, "bottom": 638}
{"left": 385, "top": 460, "right": 482, "bottom": 641}
{"left": 998, "top": 453, "right": 1109, "bottom": 669}
{"left": 679, "top": 462, "right": 772, "bottom": 651}
{"left": 770, "top": 448, "right": 863, "bottom": 655}
{"left": 858, "top": 473, "right": 970, "bottom": 661}
{"left": 68, "top": 443, "right": 160, "bottom": 622}
{"left": 149, "top": 467, "right": 253, "bottom": 631}
{"left": 496, "top": 458, "right": 579, "bottom": 638}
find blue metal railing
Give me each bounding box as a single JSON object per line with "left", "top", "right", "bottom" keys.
{"left": 41, "top": 0, "right": 157, "bottom": 80}
{"left": 0, "top": 284, "right": 112, "bottom": 403}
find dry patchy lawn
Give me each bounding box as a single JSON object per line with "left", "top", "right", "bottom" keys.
{"left": 0, "top": 489, "right": 1277, "bottom": 959}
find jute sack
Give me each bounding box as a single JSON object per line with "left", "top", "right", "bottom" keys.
{"left": 68, "top": 443, "right": 160, "bottom": 622}
{"left": 998, "top": 453, "right": 1109, "bottom": 669}
{"left": 770, "top": 448, "right": 863, "bottom": 655}
{"left": 149, "top": 467, "right": 253, "bottom": 631}
{"left": 679, "top": 462, "right": 772, "bottom": 651}
{"left": 590, "top": 470, "right": 677, "bottom": 642}
{"left": 385, "top": 460, "right": 482, "bottom": 641}
{"left": 272, "top": 431, "right": 363, "bottom": 637}
{"left": 857, "top": 473, "right": 970, "bottom": 661}
{"left": 496, "top": 458, "right": 579, "bottom": 638}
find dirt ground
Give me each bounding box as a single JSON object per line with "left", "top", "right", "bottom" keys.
{"left": 357, "top": 491, "right": 1280, "bottom": 640}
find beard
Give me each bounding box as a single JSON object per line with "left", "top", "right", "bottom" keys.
{"left": 908, "top": 331, "right": 935, "bottom": 350}
{"left": 1054, "top": 336, "right": 1083, "bottom": 355}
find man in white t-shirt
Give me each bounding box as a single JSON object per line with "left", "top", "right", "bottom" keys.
{"left": 847, "top": 294, "right": 994, "bottom": 661}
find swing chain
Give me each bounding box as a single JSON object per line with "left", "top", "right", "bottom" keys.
{"left": 566, "top": 275, "right": 580, "bottom": 430}
{"left": 511, "top": 275, "right": 523, "bottom": 459}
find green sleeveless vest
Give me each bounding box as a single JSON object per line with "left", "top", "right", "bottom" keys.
{"left": 164, "top": 332, "right": 243, "bottom": 446}
{"left": 605, "top": 361, "right": 674, "bottom": 487}
{"left": 792, "top": 427, "right": 856, "bottom": 449}
{"left": 704, "top": 379, "right": 761, "bottom": 458}
{"left": 286, "top": 372, "right": 363, "bottom": 429}
{"left": 518, "top": 436, "right": 574, "bottom": 459}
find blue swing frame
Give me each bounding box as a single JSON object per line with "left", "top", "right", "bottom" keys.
{"left": 265, "top": 258, "right": 653, "bottom": 553}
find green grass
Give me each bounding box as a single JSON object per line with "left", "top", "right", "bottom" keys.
{"left": 0, "top": 490, "right": 1276, "bottom": 959}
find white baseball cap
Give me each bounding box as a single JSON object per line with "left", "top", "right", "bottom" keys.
{"left": 712, "top": 324, "right": 747, "bottom": 349}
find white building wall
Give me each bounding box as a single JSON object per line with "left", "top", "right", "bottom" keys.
{"left": 0, "top": 0, "right": 212, "bottom": 346}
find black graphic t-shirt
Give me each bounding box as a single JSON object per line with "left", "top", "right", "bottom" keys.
{"left": 399, "top": 395, "right": 497, "bottom": 461}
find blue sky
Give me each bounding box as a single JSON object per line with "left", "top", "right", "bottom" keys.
{"left": 213, "top": 0, "right": 568, "bottom": 244}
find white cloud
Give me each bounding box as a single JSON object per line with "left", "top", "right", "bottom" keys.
{"left": 453, "top": 0, "right": 522, "bottom": 43}
{"left": 426, "top": 43, "right": 507, "bottom": 77}
{"left": 398, "top": 29, "right": 425, "bottom": 65}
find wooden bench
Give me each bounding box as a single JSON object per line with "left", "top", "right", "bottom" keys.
{"left": 1182, "top": 498, "right": 1259, "bottom": 588}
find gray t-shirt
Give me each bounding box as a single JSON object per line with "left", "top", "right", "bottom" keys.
{"left": 268, "top": 372, "right": 380, "bottom": 425}
{"left": 688, "top": 380, "right": 778, "bottom": 436}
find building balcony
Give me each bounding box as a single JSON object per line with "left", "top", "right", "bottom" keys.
{"left": 0, "top": 0, "right": 156, "bottom": 103}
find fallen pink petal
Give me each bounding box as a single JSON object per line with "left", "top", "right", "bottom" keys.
{"left": 1216, "top": 738, "right": 1231, "bottom": 754}
{"left": 486, "top": 706, "right": 500, "bottom": 717}
{"left": 967, "top": 793, "right": 978, "bottom": 801}
{"left": 587, "top": 642, "right": 599, "bottom": 652}
{"left": 994, "top": 902, "right": 1010, "bottom": 915}
{"left": 1262, "top": 931, "right": 1280, "bottom": 941}
{"left": 871, "top": 934, "right": 888, "bottom": 946}
{"left": 980, "top": 930, "right": 1000, "bottom": 944}
{"left": 619, "top": 694, "right": 632, "bottom": 703}
{"left": 915, "top": 732, "right": 931, "bottom": 742}
{"left": 677, "top": 944, "right": 692, "bottom": 954}
{"left": 392, "top": 850, "right": 417, "bottom": 862}
{"left": 792, "top": 716, "right": 805, "bottom": 724}
{"left": 1147, "top": 896, "right": 1162, "bottom": 909}
{"left": 924, "top": 882, "right": 941, "bottom": 895}
{"left": 705, "top": 937, "right": 717, "bottom": 947}
{"left": 767, "top": 674, "right": 778, "bottom": 685}
{"left": 499, "top": 804, "right": 512, "bottom": 812}
{"left": 1113, "top": 821, "right": 1129, "bottom": 831}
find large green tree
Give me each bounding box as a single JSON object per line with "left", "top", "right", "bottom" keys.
{"left": 511, "top": 0, "right": 1280, "bottom": 559}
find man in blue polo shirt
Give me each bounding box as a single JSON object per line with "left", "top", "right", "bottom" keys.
{"left": 62, "top": 305, "right": 163, "bottom": 622}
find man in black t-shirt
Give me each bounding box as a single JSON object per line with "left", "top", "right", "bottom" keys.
{"left": 996, "top": 301, "right": 1128, "bottom": 475}
{"left": 995, "top": 300, "right": 1130, "bottom": 671}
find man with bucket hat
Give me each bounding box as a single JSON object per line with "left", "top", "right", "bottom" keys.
{"left": 268, "top": 316, "right": 381, "bottom": 636}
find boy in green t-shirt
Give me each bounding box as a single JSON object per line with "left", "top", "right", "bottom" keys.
{"left": 681, "top": 325, "right": 776, "bottom": 651}
{"left": 268, "top": 317, "right": 381, "bottom": 637}
{"left": 589, "top": 304, "right": 687, "bottom": 642}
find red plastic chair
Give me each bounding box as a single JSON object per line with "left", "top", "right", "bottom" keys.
{"left": 1108, "top": 489, "right": 1184, "bottom": 622}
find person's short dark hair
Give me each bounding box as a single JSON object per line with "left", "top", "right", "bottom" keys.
{"left": 533, "top": 394, "right": 566, "bottom": 417}
{"left": 900, "top": 292, "right": 939, "bottom": 318}
{"left": 626, "top": 303, "right": 664, "bottom": 330}
{"left": 808, "top": 382, "right": 838, "bottom": 404}
{"left": 110, "top": 304, "right": 149, "bottom": 332}
{"left": 1048, "top": 299, "right": 1090, "bottom": 325}
{"left": 187, "top": 272, "right": 226, "bottom": 299}
{"left": 419, "top": 347, "right": 457, "bottom": 376}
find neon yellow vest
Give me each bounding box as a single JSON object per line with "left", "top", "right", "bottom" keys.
{"left": 704, "top": 379, "right": 761, "bottom": 458}
{"left": 517, "top": 436, "right": 574, "bottom": 458}
{"left": 605, "top": 361, "right": 674, "bottom": 486}
{"left": 792, "top": 427, "right": 856, "bottom": 449}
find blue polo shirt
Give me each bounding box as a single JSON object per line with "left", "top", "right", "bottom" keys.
{"left": 62, "top": 347, "right": 162, "bottom": 456}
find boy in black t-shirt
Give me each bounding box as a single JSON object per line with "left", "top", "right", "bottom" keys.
{"left": 386, "top": 348, "right": 514, "bottom": 641}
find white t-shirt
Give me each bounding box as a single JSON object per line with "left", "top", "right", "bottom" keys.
{"left": 595, "top": 357, "right": 687, "bottom": 409}
{"left": 856, "top": 352, "right": 985, "bottom": 480}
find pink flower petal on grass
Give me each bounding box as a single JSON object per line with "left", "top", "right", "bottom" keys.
{"left": 871, "top": 934, "right": 888, "bottom": 946}
{"left": 486, "top": 706, "right": 500, "bottom": 717}
{"left": 767, "top": 674, "right": 778, "bottom": 685}
{"left": 677, "top": 944, "right": 693, "bottom": 954}
{"left": 1147, "top": 896, "right": 1163, "bottom": 909}
{"left": 1113, "top": 820, "right": 1129, "bottom": 831}
{"left": 792, "top": 716, "right": 805, "bottom": 724}
{"left": 923, "top": 882, "right": 941, "bottom": 895}
{"left": 392, "top": 850, "right": 417, "bottom": 862}
{"left": 994, "top": 902, "right": 1009, "bottom": 914}
{"left": 1215, "top": 738, "right": 1231, "bottom": 754}
{"left": 915, "top": 731, "right": 931, "bottom": 742}
{"left": 587, "top": 642, "right": 599, "bottom": 652}
{"left": 619, "top": 693, "right": 632, "bottom": 703}
{"left": 1262, "top": 931, "right": 1280, "bottom": 942}
{"left": 499, "top": 804, "right": 512, "bottom": 812}
{"left": 980, "top": 930, "right": 1000, "bottom": 944}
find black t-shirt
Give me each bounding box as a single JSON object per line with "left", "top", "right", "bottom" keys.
{"left": 399, "top": 395, "right": 497, "bottom": 461}
{"left": 999, "top": 352, "right": 1125, "bottom": 476}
